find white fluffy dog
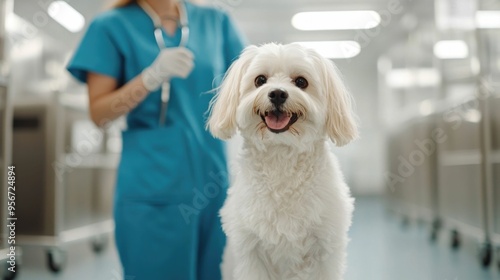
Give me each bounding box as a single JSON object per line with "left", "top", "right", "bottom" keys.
{"left": 208, "top": 43, "right": 358, "bottom": 280}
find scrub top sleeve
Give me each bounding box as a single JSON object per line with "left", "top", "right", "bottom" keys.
{"left": 221, "top": 12, "right": 247, "bottom": 70}
{"left": 67, "top": 18, "right": 123, "bottom": 84}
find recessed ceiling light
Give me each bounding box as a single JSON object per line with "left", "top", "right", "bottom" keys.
{"left": 48, "top": 1, "right": 85, "bottom": 33}
{"left": 476, "top": 11, "right": 500, "bottom": 29}
{"left": 295, "top": 41, "right": 361, "bottom": 59}
{"left": 386, "top": 68, "right": 441, "bottom": 88}
{"left": 433, "top": 40, "right": 468, "bottom": 59}
{"left": 292, "top": 11, "right": 381, "bottom": 31}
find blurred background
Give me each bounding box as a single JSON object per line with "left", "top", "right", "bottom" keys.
{"left": 0, "top": 0, "right": 499, "bottom": 279}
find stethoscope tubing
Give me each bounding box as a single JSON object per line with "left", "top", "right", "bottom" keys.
{"left": 139, "top": 0, "right": 189, "bottom": 126}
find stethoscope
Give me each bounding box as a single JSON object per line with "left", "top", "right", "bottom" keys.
{"left": 138, "top": 0, "right": 190, "bottom": 126}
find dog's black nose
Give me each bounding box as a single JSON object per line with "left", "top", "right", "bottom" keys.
{"left": 268, "top": 89, "right": 288, "bottom": 107}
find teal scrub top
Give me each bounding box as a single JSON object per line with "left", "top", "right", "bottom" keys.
{"left": 67, "top": 2, "right": 246, "bottom": 203}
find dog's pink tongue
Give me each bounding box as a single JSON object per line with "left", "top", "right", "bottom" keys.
{"left": 265, "top": 113, "right": 291, "bottom": 130}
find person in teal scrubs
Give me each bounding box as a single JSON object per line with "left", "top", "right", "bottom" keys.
{"left": 67, "top": 0, "right": 245, "bottom": 279}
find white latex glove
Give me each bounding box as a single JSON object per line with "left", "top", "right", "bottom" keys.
{"left": 141, "top": 47, "right": 194, "bottom": 92}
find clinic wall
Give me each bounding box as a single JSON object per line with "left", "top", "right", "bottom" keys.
{"left": 333, "top": 47, "right": 386, "bottom": 195}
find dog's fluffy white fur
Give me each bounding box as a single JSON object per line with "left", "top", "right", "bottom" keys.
{"left": 208, "top": 43, "right": 358, "bottom": 280}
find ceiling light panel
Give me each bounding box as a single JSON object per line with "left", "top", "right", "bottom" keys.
{"left": 295, "top": 41, "right": 361, "bottom": 59}
{"left": 292, "top": 11, "right": 381, "bottom": 31}
{"left": 48, "top": 1, "right": 85, "bottom": 33}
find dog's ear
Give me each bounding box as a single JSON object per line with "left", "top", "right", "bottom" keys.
{"left": 208, "top": 46, "right": 258, "bottom": 139}
{"left": 316, "top": 53, "right": 358, "bottom": 146}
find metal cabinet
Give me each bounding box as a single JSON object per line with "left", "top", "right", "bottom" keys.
{"left": 386, "top": 114, "right": 439, "bottom": 226}
{"left": 438, "top": 107, "right": 484, "bottom": 232}
{"left": 13, "top": 92, "right": 118, "bottom": 272}
{"left": 412, "top": 115, "right": 439, "bottom": 222}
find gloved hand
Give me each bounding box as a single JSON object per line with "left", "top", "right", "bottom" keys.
{"left": 141, "top": 47, "right": 194, "bottom": 92}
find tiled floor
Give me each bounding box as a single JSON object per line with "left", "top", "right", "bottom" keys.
{"left": 346, "top": 197, "right": 499, "bottom": 280}
{"left": 14, "top": 196, "right": 500, "bottom": 280}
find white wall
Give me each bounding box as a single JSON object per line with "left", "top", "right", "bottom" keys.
{"left": 332, "top": 48, "right": 387, "bottom": 194}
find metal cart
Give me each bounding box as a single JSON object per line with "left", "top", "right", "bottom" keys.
{"left": 0, "top": 80, "right": 17, "bottom": 279}
{"left": 437, "top": 98, "right": 484, "bottom": 243}
{"left": 387, "top": 121, "right": 422, "bottom": 223}
{"left": 13, "top": 92, "right": 118, "bottom": 273}
{"left": 412, "top": 114, "right": 440, "bottom": 236}
{"left": 488, "top": 95, "right": 500, "bottom": 268}
{"left": 386, "top": 113, "right": 440, "bottom": 232}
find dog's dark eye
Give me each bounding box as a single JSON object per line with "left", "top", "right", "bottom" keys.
{"left": 294, "top": 77, "right": 308, "bottom": 89}
{"left": 254, "top": 75, "right": 267, "bottom": 87}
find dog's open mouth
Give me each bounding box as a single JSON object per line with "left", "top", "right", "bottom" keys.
{"left": 260, "top": 110, "right": 299, "bottom": 133}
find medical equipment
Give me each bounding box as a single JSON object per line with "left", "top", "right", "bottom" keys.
{"left": 138, "top": 0, "right": 190, "bottom": 126}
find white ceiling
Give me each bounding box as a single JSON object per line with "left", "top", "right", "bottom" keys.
{"left": 12, "top": 0, "right": 424, "bottom": 52}
{"left": 228, "top": 0, "right": 408, "bottom": 43}
{"left": 11, "top": 0, "right": 500, "bottom": 59}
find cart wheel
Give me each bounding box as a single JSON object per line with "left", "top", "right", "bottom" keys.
{"left": 47, "top": 248, "right": 66, "bottom": 273}
{"left": 91, "top": 234, "right": 109, "bottom": 253}
{"left": 3, "top": 264, "right": 17, "bottom": 280}
{"left": 430, "top": 227, "right": 438, "bottom": 242}
{"left": 429, "top": 219, "right": 441, "bottom": 242}
{"left": 479, "top": 242, "right": 493, "bottom": 267}
{"left": 451, "top": 230, "right": 460, "bottom": 249}
{"left": 497, "top": 247, "right": 500, "bottom": 269}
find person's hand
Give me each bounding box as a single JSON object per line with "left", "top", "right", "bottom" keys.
{"left": 141, "top": 47, "right": 194, "bottom": 92}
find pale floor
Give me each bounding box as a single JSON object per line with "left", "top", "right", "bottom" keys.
{"left": 13, "top": 197, "right": 500, "bottom": 280}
